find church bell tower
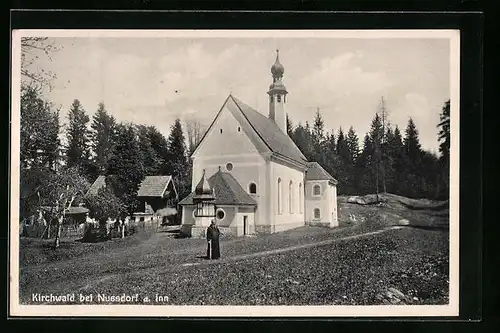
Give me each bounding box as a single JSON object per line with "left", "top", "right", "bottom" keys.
{"left": 268, "top": 50, "right": 288, "bottom": 133}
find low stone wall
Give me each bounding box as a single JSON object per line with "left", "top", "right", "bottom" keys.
{"left": 254, "top": 222, "right": 306, "bottom": 234}
{"left": 254, "top": 225, "right": 274, "bottom": 234}
{"left": 305, "top": 221, "right": 334, "bottom": 228}
{"left": 180, "top": 225, "right": 237, "bottom": 239}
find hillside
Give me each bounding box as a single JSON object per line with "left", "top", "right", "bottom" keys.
{"left": 338, "top": 193, "right": 449, "bottom": 230}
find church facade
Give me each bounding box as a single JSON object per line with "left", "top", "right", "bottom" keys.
{"left": 179, "top": 51, "right": 339, "bottom": 238}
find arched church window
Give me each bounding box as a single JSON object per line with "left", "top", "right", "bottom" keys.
{"left": 238, "top": 126, "right": 241, "bottom": 132}
{"left": 277, "top": 178, "right": 283, "bottom": 214}
{"left": 220, "top": 129, "right": 223, "bottom": 134}
{"left": 313, "top": 184, "right": 321, "bottom": 196}
{"left": 299, "top": 183, "right": 303, "bottom": 214}
{"left": 314, "top": 208, "right": 321, "bottom": 219}
{"left": 277, "top": 94, "right": 281, "bottom": 102}
{"left": 289, "top": 181, "right": 294, "bottom": 214}
{"left": 249, "top": 182, "right": 257, "bottom": 194}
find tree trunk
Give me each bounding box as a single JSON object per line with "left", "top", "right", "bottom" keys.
{"left": 121, "top": 220, "right": 125, "bottom": 239}
{"left": 54, "top": 215, "right": 63, "bottom": 248}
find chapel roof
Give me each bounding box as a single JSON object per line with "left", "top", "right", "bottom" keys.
{"left": 179, "top": 170, "right": 257, "bottom": 206}
{"left": 230, "top": 95, "right": 308, "bottom": 166}
{"left": 305, "top": 162, "right": 338, "bottom": 185}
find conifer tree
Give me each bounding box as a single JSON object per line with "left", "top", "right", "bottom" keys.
{"left": 66, "top": 99, "right": 91, "bottom": 174}
{"left": 20, "top": 85, "right": 61, "bottom": 171}
{"left": 146, "top": 126, "right": 170, "bottom": 175}
{"left": 336, "top": 127, "right": 350, "bottom": 164}
{"left": 136, "top": 125, "right": 162, "bottom": 175}
{"left": 404, "top": 118, "right": 422, "bottom": 164}
{"left": 106, "top": 123, "right": 145, "bottom": 215}
{"left": 346, "top": 126, "right": 360, "bottom": 164}
{"left": 400, "top": 118, "right": 424, "bottom": 197}
{"left": 90, "top": 102, "right": 116, "bottom": 176}
{"left": 323, "top": 131, "right": 337, "bottom": 169}
{"left": 369, "top": 113, "right": 385, "bottom": 197}
{"left": 286, "top": 113, "right": 294, "bottom": 138}
{"left": 166, "top": 119, "right": 190, "bottom": 199}
{"left": 335, "top": 127, "right": 353, "bottom": 193}
{"left": 356, "top": 134, "right": 374, "bottom": 194}
{"left": 291, "top": 123, "right": 314, "bottom": 161}
{"left": 311, "top": 109, "right": 326, "bottom": 163}
{"left": 437, "top": 100, "right": 450, "bottom": 198}
{"left": 438, "top": 100, "right": 451, "bottom": 164}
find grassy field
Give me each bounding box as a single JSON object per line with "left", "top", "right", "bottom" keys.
{"left": 19, "top": 195, "right": 449, "bottom": 306}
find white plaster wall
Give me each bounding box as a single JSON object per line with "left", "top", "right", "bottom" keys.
{"left": 191, "top": 104, "right": 262, "bottom": 191}
{"left": 236, "top": 206, "right": 256, "bottom": 236}
{"left": 182, "top": 205, "right": 196, "bottom": 225}
{"left": 214, "top": 206, "right": 237, "bottom": 228}
{"left": 331, "top": 185, "right": 339, "bottom": 227}
{"left": 305, "top": 180, "right": 332, "bottom": 224}
{"left": 270, "top": 161, "right": 305, "bottom": 232}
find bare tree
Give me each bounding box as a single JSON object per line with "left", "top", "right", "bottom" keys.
{"left": 184, "top": 117, "right": 206, "bottom": 154}
{"left": 21, "top": 37, "right": 61, "bottom": 90}
{"left": 39, "top": 167, "right": 89, "bottom": 248}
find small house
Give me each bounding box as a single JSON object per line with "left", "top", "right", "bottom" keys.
{"left": 87, "top": 175, "right": 178, "bottom": 225}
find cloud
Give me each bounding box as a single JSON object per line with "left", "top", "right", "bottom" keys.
{"left": 285, "top": 52, "right": 396, "bottom": 137}
{"left": 297, "top": 52, "right": 394, "bottom": 102}
{"left": 41, "top": 38, "right": 448, "bottom": 152}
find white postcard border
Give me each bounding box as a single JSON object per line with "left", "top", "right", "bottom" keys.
{"left": 10, "top": 29, "right": 460, "bottom": 317}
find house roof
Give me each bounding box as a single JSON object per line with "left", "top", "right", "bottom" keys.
{"left": 137, "top": 176, "right": 175, "bottom": 197}
{"left": 86, "top": 175, "right": 176, "bottom": 198}
{"left": 86, "top": 175, "right": 106, "bottom": 196}
{"left": 230, "top": 95, "right": 308, "bottom": 166}
{"left": 179, "top": 170, "right": 257, "bottom": 206}
{"left": 305, "top": 162, "right": 338, "bottom": 184}
{"left": 40, "top": 206, "right": 89, "bottom": 215}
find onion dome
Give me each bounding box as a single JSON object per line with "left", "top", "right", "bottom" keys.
{"left": 271, "top": 49, "right": 284, "bottom": 78}
{"left": 195, "top": 169, "right": 212, "bottom": 196}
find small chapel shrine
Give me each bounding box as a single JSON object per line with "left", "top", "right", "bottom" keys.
{"left": 179, "top": 50, "right": 339, "bottom": 238}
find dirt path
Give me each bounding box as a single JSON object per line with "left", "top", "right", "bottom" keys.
{"left": 181, "top": 225, "right": 404, "bottom": 267}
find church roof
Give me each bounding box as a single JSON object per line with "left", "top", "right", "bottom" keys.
{"left": 230, "top": 95, "right": 308, "bottom": 166}
{"left": 179, "top": 170, "right": 257, "bottom": 206}
{"left": 305, "top": 162, "right": 338, "bottom": 184}
{"left": 86, "top": 175, "right": 176, "bottom": 198}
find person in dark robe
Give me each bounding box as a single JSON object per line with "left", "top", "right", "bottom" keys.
{"left": 206, "top": 219, "right": 221, "bottom": 259}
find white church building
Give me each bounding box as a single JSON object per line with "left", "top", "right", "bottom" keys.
{"left": 179, "top": 51, "right": 339, "bottom": 238}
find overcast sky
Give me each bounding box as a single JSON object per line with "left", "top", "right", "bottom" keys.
{"left": 29, "top": 36, "right": 450, "bottom": 153}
